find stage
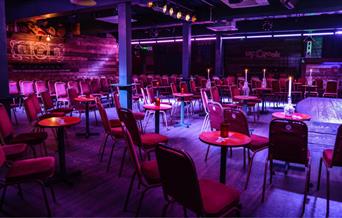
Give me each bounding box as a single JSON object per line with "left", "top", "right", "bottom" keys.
{"left": 296, "top": 97, "right": 342, "bottom": 149}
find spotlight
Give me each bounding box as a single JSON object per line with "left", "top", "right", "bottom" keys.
{"left": 185, "top": 14, "right": 191, "bottom": 21}
{"left": 176, "top": 11, "right": 182, "bottom": 19}
{"left": 162, "top": 5, "right": 167, "bottom": 13}
{"left": 46, "top": 35, "right": 52, "bottom": 42}
{"left": 169, "top": 7, "right": 174, "bottom": 15}
{"left": 147, "top": 1, "right": 154, "bottom": 8}
{"left": 191, "top": 16, "right": 197, "bottom": 22}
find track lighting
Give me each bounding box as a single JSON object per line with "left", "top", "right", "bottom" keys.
{"left": 162, "top": 5, "right": 167, "bottom": 13}
{"left": 169, "top": 7, "right": 174, "bottom": 15}
{"left": 176, "top": 11, "right": 182, "bottom": 19}
{"left": 185, "top": 14, "right": 191, "bottom": 21}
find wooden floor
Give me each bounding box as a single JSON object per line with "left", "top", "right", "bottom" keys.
{"left": 1, "top": 98, "right": 342, "bottom": 217}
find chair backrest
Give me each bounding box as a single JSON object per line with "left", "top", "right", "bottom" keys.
{"left": 200, "top": 89, "right": 209, "bottom": 114}
{"left": 223, "top": 108, "right": 250, "bottom": 136}
{"left": 55, "top": 82, "right": 68, "bottom": 98}
{"left": 48, "top": 80, "right": 56, "bottom": 95}
{"left": 91, "top": 79, "right": 101, "bottom": 93}
{"left": 23, "top": 95, "right": 39, "bottom": 123}
{"left": 325, "top": 80, "right": 338, "bottom": 94}
{"left": 31, "top": 93, "right": 43, "bottom": 114}
{"left": 79, "top": 81, "right": 91, "bottom": 95}
{"left": 67, "top": 81, "right": 80, "bottom": 95}
{"left": 118, "top": 108, "right": 143, "bottom": 148}
{"left": 140, "top": 88, "right": 148, "bottom": 104}
{"left": 35, "top": 80, "right": 48, "bottom": 95}
{"left": 20, "top": 80, "right": 34, "bottom": 96}
{"left": 146, "top": 87, "right": 155, "bottom": 104}
{"left": 0, "top": 104, "right": 14, "bottom": 143}
{"left": 67, "top": 88, "right": 78, "bottom": 106}
{"left": 315, "top": 78, "right": 324, "bottom": 89}
{"left": 269, "top": 119, "right": 308, "bottom": 165}
{"left": 207, "top": 102, "right": 224, "bottom": 130}
{"left": 190, "top": 80, "right": 197, "bottom": 93}
{"left": 9, "top": 81, "right": 19, "bottom": 95}
{"left": 170, "top": 83, "right": 178, "bottom": 94}
{"left": 332, "top": 125, "right": 342, "bottom": 166}
{"left": 96, "top": 98, "right": 111, "bottom": 134}
{"left": 210, "top": 86, "right": 220, "bottom": 102}
{"left": 156, "top": 145, "right": 204, "bottom": 215}
{"left": 41, "top": 91, "right": 54, "bottom": 111}
{"left": 179, "top": 82, "right": 189, "bottom": 93}
{"left": 230, "top": 86, "right": 240, "bottom": 101}
{"left": 100, "top": 77, "right": 110, "bottom": 92}
{"left": 271, "top": 80, "right": 280, "bottom": 92}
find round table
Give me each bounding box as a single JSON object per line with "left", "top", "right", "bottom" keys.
{"left": 173, "top": 93, "right": 194, "bottom": 128}
{"left": 234, "top": 95, "right": 258, "bottom": 114}
{"left": 272, "top": 112, "right": 311, "bottom": 121}
{"left": 199, "top": 131, "right": 251, "bottom": 184}
{"left": 143, "top": 104, "right": 172, "bottom": 133}
{"left": 255, "top": 88, "right": 272, "bottom": 114}
{"left": 74, "top": 96, "right": 98, "bottom": 138}
{"left": 38, "top": 116, "right": 81, "bottom": 183}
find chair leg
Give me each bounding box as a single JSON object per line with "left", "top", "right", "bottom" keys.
{"left": 98, "top": 134, "right": 109, "bottom": 162}
{"left": 204, "top": 145, "right": 210, "bottom": 161}
{"left": 262, "top": 159, "right": 269, "bottom": 202}
{"left": 243, "top": 148, "right": 247, "bottom": 169}
{"left": 39, "top": 182, "right": 52, "bottom": 217}
{"left": 118, "top": 147, "right": 127, "bottom": 177}
{"left": 317, "top": 157, "right": 323, "bottom": 191}
{"left": 244, "top": 152, "right": 256, "bottom": 190}
{"left": 124, "top": 173, "right": 136, "bottom": 211}
{"left": 49, "top": 185, "right": 57, "bottom": 203}
{"left": 106, "top": 139, "right": 117, "bottom": 172}
{"left": 17, "top": 184, "right": 24, "bottom": 199}
{"left": 135, "top": 187, "right": 150, "bottom": 217}
{"left": 0, "top": 185, "right": 7, "bottom": 209}
{"left": 302, "top": 165, "right": 311, "bottom": 216}
{"left": 269, "top": 160, "right": 273, "bottom": 184}
{"left": 326, "top": 167, "right": 330, "bottom": 216}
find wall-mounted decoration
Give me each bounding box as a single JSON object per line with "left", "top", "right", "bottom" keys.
{"left": 245, "top": 49, "right": 281, "bottom": 59}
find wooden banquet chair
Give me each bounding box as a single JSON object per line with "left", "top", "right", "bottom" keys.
{"left": 156, "top": 145, "right": 241, "bottom": 217}
{"left": 262, "top": 119, "right": 311, "bottom": 216}
{"left": 317, "top": 124, "right": 342, "bottom": 216}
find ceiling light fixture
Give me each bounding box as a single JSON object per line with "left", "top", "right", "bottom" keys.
{"left": 162, "top": 5, "right": 168, "bottom": 13}
{"left": 185, "top": 14, "right": 191, "bottom": 21}
{"left": 191, "top": 16, "right": 197, "bottom": 22}
{"left": 169, "top": 7, "right": 174, "bottom": 16}
{"left": 176, "top": 11, "right": 182, "bottom": 19}
{"left": 70, "top": 0, "right": 96, "bottom": 6}
{"left": 147, "top": 1, "right": 154, "bottom": 8}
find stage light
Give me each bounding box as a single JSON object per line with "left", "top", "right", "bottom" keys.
{"left": 191, "top": 16, "right": 197, "bottom": 22}
{"left": 185, "top": 14, "right": 191, "bottom": 21}
{"left": 162, "top": 5, "right": 167, "bottom": 13}
{"left": 147, "top": 1, "right": 154, "bottom": 8}
{"left": 46, "top": 35, "right": 52, "bottom": 42}
{"left": 176, "top": 11, "right": 182, "bottom": 19}
{"left": 169, "top": 7, "right": 174, "bottom": 15}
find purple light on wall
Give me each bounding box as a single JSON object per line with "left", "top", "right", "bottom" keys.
{"left": 246, "top": 35, "right": 272, "bottom": 39}
{"left": 335, "top": 31, "right": 342, "bottom": 35}
{"left": 195, "top": 37, "right": 216, "bottom": 41}
{"left": 157, "top": 39, "right": 175, "bottom": 43}
{"left": 303, "top": 32, "right": 334, "bottom": 36}
{"left": 131, "top": 41, "right": 139, "bottom": 45}
{"left": 222, "top": 36, "right": 245, "bottom": 40}
{"left": 273, "top": 33, "right": 302, "bottom": 38}
{"left": 139, "top": 40, "right": 157, "bottom": 44}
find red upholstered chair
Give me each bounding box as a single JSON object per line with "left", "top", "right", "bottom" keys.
{"left": 41, "top": 91, "right": 73, "bottom": 115}
{"left": 95, "top": 98, "right": 125, "bottom": 172}
{"left": 156, "top": 145, "right": 241, "bottom": 217}
{"left": 34, "top": 80, "right": 48, "bottom": 96}
{"left": 0, "top": 104, "right": 48, "bottom": 157}
{"left": 1, "top": 143, "right": 27, "bottom": 160}
{"left": 224, "top": 108, "right": 268, "bottom": 189}
{"left": 100, "top": 77, "right": 110, "bottom": 93}
{"left": 67, "top": 81, "right": 80, "bottom": 95}
{"left": 0, "top": 146, "right": 56, "bottom": 216}
{"left": 47, "top": 80, "right": 56, "bottom": 98}
{"left": 317, "top": 124, "right": 342, "bottom": 216}
{"left": 263, "top": 119, "right": 311, "bottom": 216}
{"left": 315, "top": 78, "right": 324, "bottom": 96}
{"left": 19, "top": 80, "right": 35, "bottom": 97}
{"left": 210, "top": 86, "right": 236, "bottom": 108}
{"left": 9, "top": 81, "right": 20, "bottom": 124}
{"left": 118, "top": 108, "right": 168, "bottom": 162}
{"left": 323, "top": 80, "right": 338, "bottom": 98}
{"left": 54, "top": 82, "right": 69, "bottom": 107}
{"left": 200, "top": 89, "right": 210, "bottom": 132}
{"left": 79, "top": 80, "right": 91, "bottom": 96}
{"left": 121, "top": 124, "right": 161, "bottom": 216}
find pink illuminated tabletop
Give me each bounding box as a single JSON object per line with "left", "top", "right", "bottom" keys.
{"left": 38, "top": 116, "right": 81, "bottom": 128}
{"left": 272, "top": 112, "right": 311, "bottom": 121}
{"left": 74, "top": 96, "right": 96, "bottom": 102}
{"left": 143, "top": 103, "right": 172, "bottom": 111}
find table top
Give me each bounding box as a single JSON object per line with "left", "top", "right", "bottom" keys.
{"left": 199, "top": 131, "right": 251, "bottom": 148}
{"left": 234, "top": 95, "right": 258, "bottom": 101}
{"left": 255, "top": 87, "right": 272, "bottom": 91}
{"left": 173, "top": 93, "right": 194, "bottom": 97}
{"left": 143, "top": 103, "right": 172, "bottom": 111}
{"left": 38, "top": 116, "right": 81, "bottom": 128}
{"left": 74, "top": 96, "right": 96, "bottom": 102}
{"left": 272, "top": 112, "right": 311, "bottom": 121}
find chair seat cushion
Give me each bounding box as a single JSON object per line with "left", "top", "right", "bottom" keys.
{"left": 109, "top": 119, "right": 121, "bottom": 128}
{"left": 6, "top": 157, "right": 55, "bottom": 183}
{"left": 141, "top": 133, "right": 168, "bottom": 149}
{"left": 12, "top": 132, "right": 48, "bottom": 145}
{"left": 2, "top": 144, "right": 27, "bottom": 160}
{"left": 323, "top": 149, "right": 333, "bottom": 167}
{"left": 110, "top": 127, "right": 124, "bottom": 138}
{"left": 133, "top": 112, "right": 145, "bottom": 120}
{"left": 248, "top": 134, "right": 269, "bottom": 151}
{"left": 199, "top": 179, "right": 240, "bottom": 216}
{"left": 141, "top": 160, "right": 160, "bottom": 185}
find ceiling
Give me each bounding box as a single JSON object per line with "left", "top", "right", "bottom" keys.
{"left": 5, "top": 0, "right": 342, "bottom": 39}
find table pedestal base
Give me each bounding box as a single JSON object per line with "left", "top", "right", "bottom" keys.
{"left": 76, "top": 132, "right": 100, "bottom": 138}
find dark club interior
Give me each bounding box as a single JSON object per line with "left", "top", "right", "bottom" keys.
{"left": 0, "top": 0, "right": 342, "bottom": 217}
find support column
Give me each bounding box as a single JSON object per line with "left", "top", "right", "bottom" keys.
{"left": 182, "top": 22, "right": 191, "bottom": 81}
{"left": 0, "top": 0, "right": 9, "bottom": 99}
{"left": 118, "top": 1, "right": 132, "bottom": 109}
{"left": 215, "top": 33, "right": 223, "bottom": 77}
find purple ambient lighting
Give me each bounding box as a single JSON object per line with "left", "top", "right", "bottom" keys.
{"left": 273, "top": 33, "right": 302, "bottom": 38}
{"left": 195, "top": 37, "right": 216, "bottom": 41}
{"left": 222, "top": 36, "right": 245, "bottom": 40}
{"left": 246, "top": 35, "right": 273, "bottom": 39}
{"left": 157, "top": 39, "right": 175, "bottom": 43}
{"left": 335, "top": 31, "right": 342, "bottom": 35}
{"left": 131, "top": 41, "right": 139, "bottom": 45}
{"left": 303, "top": 32, "right": 334, "bottom": 36}
{"left": 139, "top": 40, "right": 157, "bottom": 44}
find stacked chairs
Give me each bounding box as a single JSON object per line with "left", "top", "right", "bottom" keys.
{"left": 0, "top": 104, "right": 48, "bottom": 157}
{"left": 156, "top": 145, "right": 241, "bottom": 217}
{"left": 224, "top": 108, "right": 268, "bottom": 189}
{"left": 41, "top": 91, "right": 73, "bottom": 115}
{"left": 54, "top": 82, "right": 69, "bottom": 107}
{"left": 19, "top": 80, "right": 35, "bottom": 97}
{"left": 323, "top": 80, "right": 338, "bottom": 98}
{"left": 262, "top": 119, "right": 311, "bottom": 216}
{"left": 47, "top": 80, "right": 56, "bottom": 98}
{"left": 79, "top": 80, "right": 92, "bottom": 96}
{"left": 317, "top": 124, "right": 342, "bottom": 216}
{"left": 34, "top": 80, "right": 48, "bottom": 97}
